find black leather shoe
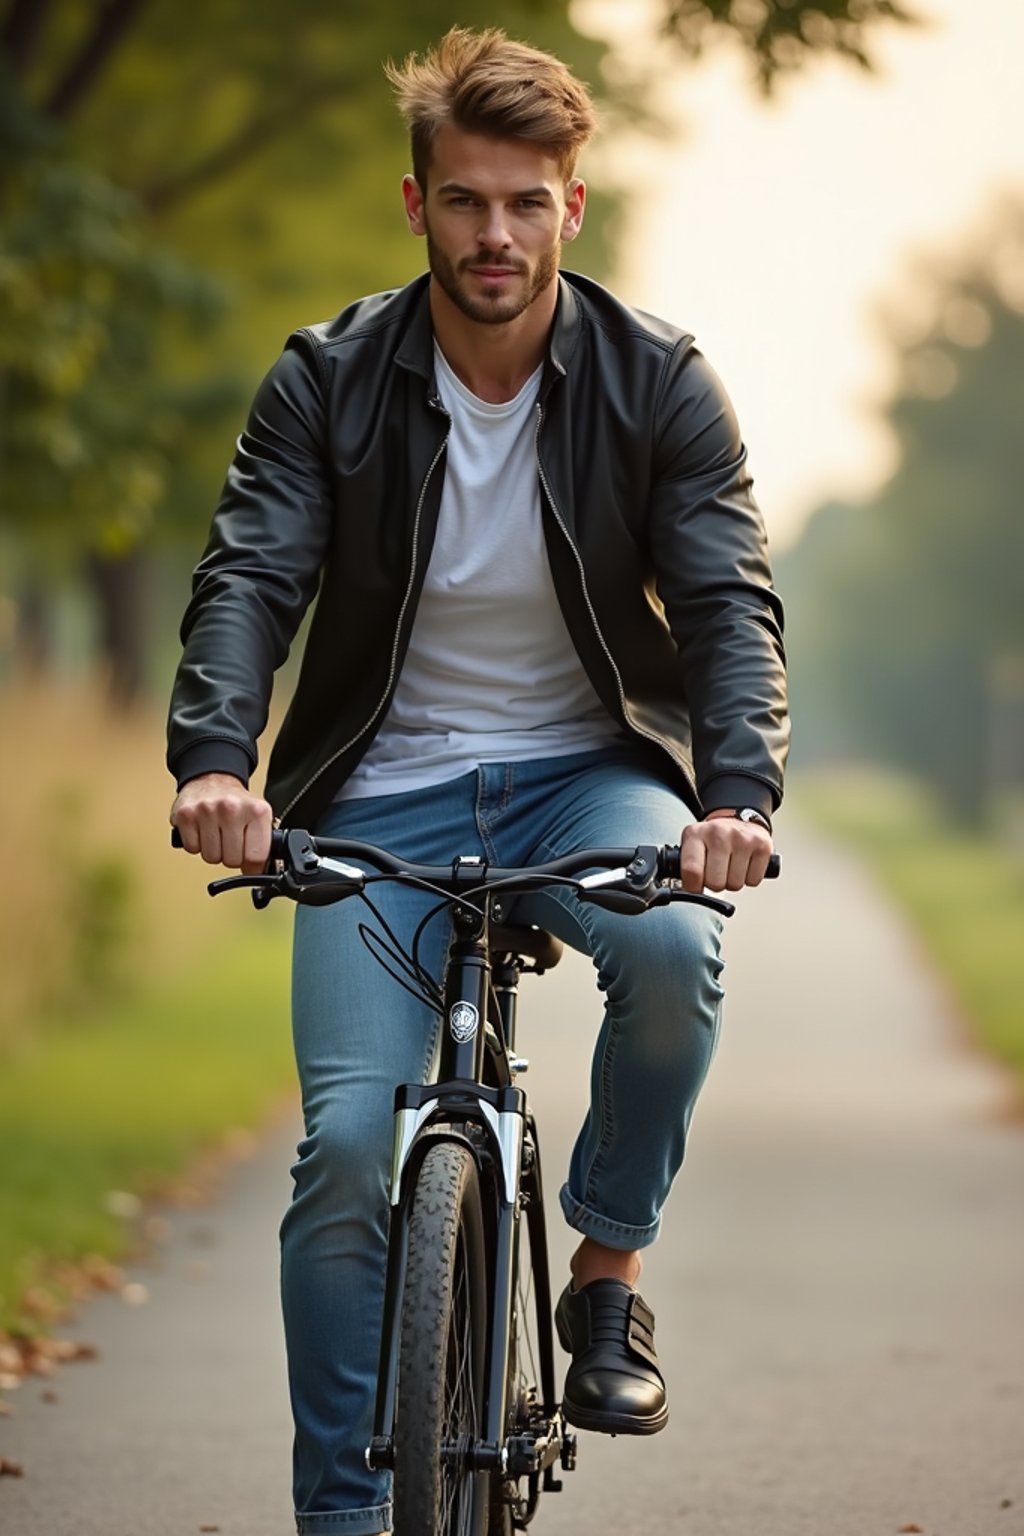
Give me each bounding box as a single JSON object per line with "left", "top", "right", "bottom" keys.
{"left": 554, "top": 1278, "right": 668, "bottom": 1435}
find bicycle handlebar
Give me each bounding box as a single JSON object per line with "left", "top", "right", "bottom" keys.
{"left": 171, "top": 826, "right": 779, "bottom": 920}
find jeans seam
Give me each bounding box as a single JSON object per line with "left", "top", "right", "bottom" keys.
{"left": 528, "top": 873, "right": 619, "bottom": 1211}
{"left": 295, "top": 1503, "right": 392, "bottom": 1532}
{"left": 474, "top": 766, "right": 499, "bottom": 863}
{"left": 559, "top": 1185, "right": 661, "bottom": 1247}
{"left": 562, "top": 895, "right": 619, "bottom": 1208}
{"left": 584, "top": 1002, "right": 619, "bottom": 1207}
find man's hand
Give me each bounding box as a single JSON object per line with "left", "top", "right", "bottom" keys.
{"left": 170, "top": 773, "right": 273, "bottom": 874}
{"left": 679, "top": 809, "right": 773, "bottom": 894}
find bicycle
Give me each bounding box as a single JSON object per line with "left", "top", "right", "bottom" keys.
{"left": 181, "top": 825, "right": 777, "bottom": 1533}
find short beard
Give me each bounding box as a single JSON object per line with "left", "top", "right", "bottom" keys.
{"left": 425, "top": 231, "right": 560, "bottom": 326}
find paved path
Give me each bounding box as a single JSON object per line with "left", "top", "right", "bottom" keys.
{"left": 3, "top": 819, "right": 1023, "bottom": 1535}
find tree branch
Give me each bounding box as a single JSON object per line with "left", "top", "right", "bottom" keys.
{"left": 1, "top": 0, "right": 58, "bottom": 80}
{"left": 43, "top": 0, "right": 149, "bottom": 121}
{"left": 137, "top": 76, "right": 353, "bottom": 216}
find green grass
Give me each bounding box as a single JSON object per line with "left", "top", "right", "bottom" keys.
{"left": 795, "top": 769, "right": 1024, "bottom": 1092}
{"left": 0, "top": 912, "right": 294, "bottom": 1335}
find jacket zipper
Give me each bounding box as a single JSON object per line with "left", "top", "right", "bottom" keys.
{"left": 279, "top": 411, "right": 451, "bottom": 822}
{"left": 534, "top": 403, "right": 697, "bottom": 797}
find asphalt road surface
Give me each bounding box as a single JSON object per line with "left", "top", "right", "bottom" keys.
{"left": 3, "top": 818, "right": 1022, "bottom": 1536}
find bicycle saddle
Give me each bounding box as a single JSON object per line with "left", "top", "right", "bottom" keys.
{"left": 489, "top": 924, "right": 563, "bottom": 970}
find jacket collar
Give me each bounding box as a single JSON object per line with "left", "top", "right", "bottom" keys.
{"left": 393, "top": 271, "right": 581, "bottom": 390}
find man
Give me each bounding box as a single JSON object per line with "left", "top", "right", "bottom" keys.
{"left": 168, "top": 26, "right": 788, "bottom": 1536}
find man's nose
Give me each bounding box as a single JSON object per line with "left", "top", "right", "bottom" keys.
{"left": 478, "top": 205, "right": 511, "bottom": 249}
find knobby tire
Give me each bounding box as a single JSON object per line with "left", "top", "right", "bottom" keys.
{"left": 393, "top": 1140, "right": 489, "bottom": 1536}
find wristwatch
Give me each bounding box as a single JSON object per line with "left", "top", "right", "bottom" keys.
{"left": 723, "top": 807, "right": 772, "bottom": 834}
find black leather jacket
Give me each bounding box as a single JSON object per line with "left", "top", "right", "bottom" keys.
{"left": 167, "top": 271, "right": 788, "bottom": 829}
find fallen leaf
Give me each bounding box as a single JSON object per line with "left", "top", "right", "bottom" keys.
{"left": 41, "top": 1390, "right": 59, "bottom": 1404}
{"left": 898, "top": 1526, "right": 923, "bottom": 1533}
{"left": 142, "top": 1215, "right": 172, "bottom": 1245}
{"left": 121, "top": 1282, "right": 150, "bottom": 1307}
{"left": 80, "top": 1254, "right": 124, "bottom": 1291}
{"left": 46, "top": 1339, "right": 98, "bottom": 1364}
{"left": 104, "top": 1190, "right": 143, "bottom": 1220}
{"left": 21, "top": 1287, "right": 64, "bottom": 1321}
{"left": 199, "top": 1526, "right": 221, "bottom": 1533}
{"left": 0, "top": 1343, "right": 20, "bottom": 1374}
{"left": 0, "top": 1457, "right": 24, "bottom": 1477}
{"left": 1002, "top": 1500, "right": 1014, "bottom": 1510}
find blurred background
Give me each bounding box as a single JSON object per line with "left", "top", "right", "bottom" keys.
{"left": 1, "top": 0, "right": 1021, "bottom": 1340}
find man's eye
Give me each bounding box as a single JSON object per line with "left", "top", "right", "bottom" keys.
{"left": 516, "top": 199, "right": 544, "bottom": 210}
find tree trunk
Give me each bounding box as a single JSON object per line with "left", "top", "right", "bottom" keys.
{"left": 84, "top": 546, "right": 148, "bottom": 708}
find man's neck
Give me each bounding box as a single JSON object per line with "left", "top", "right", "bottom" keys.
{"left": 428, "top": 280, "right": 557, "bottom": 404}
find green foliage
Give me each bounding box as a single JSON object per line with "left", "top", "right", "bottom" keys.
{"left": 0, "top": 81, "right": 238, "bottom": 565}
{"left": 660, "top": 0, "right": 917, "bottom": 89}
{"left": 779, "top": 201, "right": 1024, "bottom": 825}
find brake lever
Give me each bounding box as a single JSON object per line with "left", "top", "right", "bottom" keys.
{"left": 581, "top": 884, "right": 678, "bottom": 915}
{"left": 207, "top": 874, "right": 279, "bottom": 897}
{"left": 669, "top": 890, "right": 736, "bottom": 918}
{"left": 582, "top": 888, "right": 654, "bottom": 915}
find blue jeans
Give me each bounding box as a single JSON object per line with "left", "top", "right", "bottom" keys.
{"left": 282, "top": 747, "right": 725, "bottom": 1534}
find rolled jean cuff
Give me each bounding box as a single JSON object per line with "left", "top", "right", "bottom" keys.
{"left": 296, "top": 1506, "right": 391, "bottom": 1533}
{"left": 559, "top": 1184, "right": 661, "bottom": 1250}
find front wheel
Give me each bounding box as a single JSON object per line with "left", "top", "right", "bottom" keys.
{"left": 393, "top": 1140, "right": 489, "bottom": 1536}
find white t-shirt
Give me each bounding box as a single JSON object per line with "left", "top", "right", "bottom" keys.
{"left": 338, "top": 344, "right": 620, "bottom": 800}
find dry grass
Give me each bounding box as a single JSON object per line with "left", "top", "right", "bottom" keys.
{"left": 0, "top": 679, "right": 252, "bottom": 1053}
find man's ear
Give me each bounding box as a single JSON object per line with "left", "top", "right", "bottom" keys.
{"left": 561, "top": 179, "right": 586, "bottom": 243}
{"left": 402, "top": 174, "right": 427, "bottom": 237}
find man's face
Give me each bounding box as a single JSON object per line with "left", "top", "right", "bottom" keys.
{"left": 402, "top": 124, "right": 585, "bottom": 326}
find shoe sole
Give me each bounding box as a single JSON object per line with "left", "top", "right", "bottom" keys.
{"left": 561, "top": 1395, "right": 669, "bottom": 1437}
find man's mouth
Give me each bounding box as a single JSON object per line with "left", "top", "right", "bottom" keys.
{"left": 467, "top": 264, "right": 521, "bottom": 278}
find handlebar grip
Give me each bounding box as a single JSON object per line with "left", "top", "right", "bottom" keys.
{"left": 170, "top": 825, "right": 289, "bottom": 863}
{"left": 662, "top": 847, "right": 781, "bottom": 881}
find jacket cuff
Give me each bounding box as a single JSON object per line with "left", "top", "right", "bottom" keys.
{"left": 172, "top": 740, "right": 254, "bottom": 793}
{"left": 699, "top": 774, "right": 776, "bottom": 824}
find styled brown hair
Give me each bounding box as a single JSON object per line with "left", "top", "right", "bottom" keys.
{"left": 386, "top": 26, "right": 598, "bottom": 188}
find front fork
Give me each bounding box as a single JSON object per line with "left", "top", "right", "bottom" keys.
{"left": 365, "top": 1077, "right": 526, "bottom": 1471}
{"left": 365, "top": 1088, "right": 574, "bottom": 1494}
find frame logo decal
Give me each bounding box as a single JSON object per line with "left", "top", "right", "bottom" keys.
{"left": 449, "top": 1002, "right": 479, "bottom": 1043}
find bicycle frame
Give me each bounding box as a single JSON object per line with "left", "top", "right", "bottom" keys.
{"left": 366, "top": 886, "right": 567, "bottom": 1488}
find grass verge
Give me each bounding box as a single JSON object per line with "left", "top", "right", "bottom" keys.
{"left": 795, "top": 768, "right": 1024, "bottom": 1097}
{"left": 0, "top": 911, "right": 293, "bottom": 1338}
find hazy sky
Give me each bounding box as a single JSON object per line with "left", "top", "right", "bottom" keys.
{"left": 578, "top": 0, "right": 1024, "bottom": 546}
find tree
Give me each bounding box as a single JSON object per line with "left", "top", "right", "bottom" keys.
{"left": 660, "top": 1, "right": 916, "bottom": 89}
{"left": 779, "top": 201, "right": 1024, "bottom": 824}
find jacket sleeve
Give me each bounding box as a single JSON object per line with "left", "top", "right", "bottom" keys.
{"left": 648, "top": 341, "right": 789, "bottom": 816}
{"left": 166, "top": 328, "right": 333, "bottom": 789}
